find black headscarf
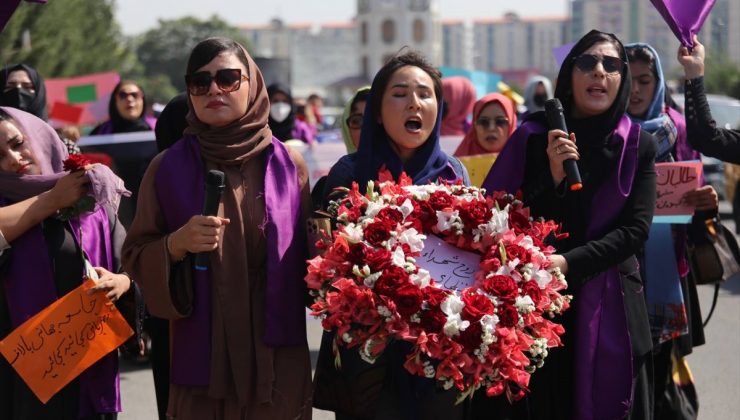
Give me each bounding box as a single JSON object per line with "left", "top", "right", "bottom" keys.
{"left": 552, "top": 29, "right": 631, "bottom": 143}
{"left": 266, "top": 82, "right": 296, "bottom": 141}
{"left": 0, "top": 63, "right": 48, "bottom": 121}
{"left": 154, "top": 92, "right": 188, "bottom": 152}
{"left": 95, "top": 80, "right": 151, "bottom": 134}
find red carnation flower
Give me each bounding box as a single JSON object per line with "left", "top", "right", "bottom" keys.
{"left": 505, "top": 244, "right": 531, "bottom": 264}
{"left": 498, "top": 304, "right": 519, "bottom": 328}
{"left": 424, "top": 286, "right": 450, "bottom": 307}
{"left": 364, "top": 219, "right": 393, "bottom": 246}
{"left": 428, "top": 190, "right": 454, "bottom": 210}
{"left": 481, "top": 275, "right": 518, "bottom": 301}
{"left": 376, "top": 207, "right": 403, "bottom": 225}
{"left": 458, "top": 199, "right": 492, "bottom": 227}
{"left": 393, "top": 283, "right": 424, "bottom": 317}
{"left": 521, "top": 280, "right": 543, "bottom": 304}
{"left": 420, "top": 309, "right": 447, "bottom": 333}
{"left": 461, "top": 291, "right": 494, "bottom": 322}
{"left": 374, "top": 265, "right": 409, "bottom": 297}
{"left": 458, "top": 320, "right": 483, "bottom": 351}
{"left": 63, "top": 154, "right": 91, "bottom": 172}
{"left": 366, "top": 247, "right": 392, "bottom": 271}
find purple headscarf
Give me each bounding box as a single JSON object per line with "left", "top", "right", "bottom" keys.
{"left": 0, "top": 107, "right": 130, "bottom": 209}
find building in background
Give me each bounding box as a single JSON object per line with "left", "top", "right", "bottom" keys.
{"left": 441, "top": 19, "right": 473, "bottom": 70}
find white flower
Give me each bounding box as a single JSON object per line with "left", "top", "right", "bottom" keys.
{"left": 398, "top": 199, "right": 415, "bottom": 219}
{"left": 517, "top": 236, "right": 535, "bottom": 250}
{"left": 515, "top": 295, "right": 536, "bottom": 314}
{"left": 396, "top": 227, "right": 426, "bottom": 253}
{"left": 410, "top": 269, "right": 431, "bottom": 288}
{"left": 532, "top": 269, "right": 552, "bottom": 289}
{"left": 443, "top": 314, "right": 470, "bottom": 337}
{"left": 436, "top": 209, "right": 461, "bottom": 232}
{"left": 363, "top": 272, "right": 381, "bottom": 288}
{"left": 341, "top": 224, "right": 364, "bottom": 243}
{"left": 365, "top": 201, "right": 384, "bottom": 218}
{"left": 377, "top": 305, "right": 392, "bottom": 318}
{"left": 441, "top": 293, "right": 464, "bottom": 316}
{"left": 391, "top": 247, "right": 406, "bottom": 267}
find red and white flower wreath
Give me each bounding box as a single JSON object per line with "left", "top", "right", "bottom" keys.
{"left": 306, "top": 171, "right": 572, "bottom": 402}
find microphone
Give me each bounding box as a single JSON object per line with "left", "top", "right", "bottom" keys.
{"left": 544, "top": 98, "right": 583, "bottom": 191}
{"left": 194, "top": 170, "right": 226, "bottom": 271}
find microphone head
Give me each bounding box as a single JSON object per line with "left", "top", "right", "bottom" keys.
{"left": 205, "top": 170, "right": 225, "bottom": 188}
{"left": 544, "top": 98, "right": 563, "bottom": 114}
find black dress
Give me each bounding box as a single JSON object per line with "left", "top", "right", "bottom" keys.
{"left": 474, "top": 126, "right": 657, "bottom": 420}
{"left": 684, "top": 76, "right": 740, "bottom": 163}
{"left": 0, "top": 211, "right": 136, "bottom": 420}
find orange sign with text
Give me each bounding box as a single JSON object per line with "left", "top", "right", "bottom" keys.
{"left": 0, "top": 279, "right": 133, "bottom": 403}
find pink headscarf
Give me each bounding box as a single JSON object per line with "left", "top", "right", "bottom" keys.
{"left": 453, "top": 93, "right": 517, "bottom": 157}
{"left": 440, "top": 77, "right": 476, "bottom": 136}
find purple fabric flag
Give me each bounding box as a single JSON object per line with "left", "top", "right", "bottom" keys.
{"left": 0, "top": 0, "right": 46, "bottom": 33}
{"left": 650, "top": 0, "right": 716, "bottom": 48}
{"left": 553, "top": 42, "right": 576, "bottom": 68}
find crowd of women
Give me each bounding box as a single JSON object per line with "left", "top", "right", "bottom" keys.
{"left": 0, "top": 26, "right": 738, "bottom": 420}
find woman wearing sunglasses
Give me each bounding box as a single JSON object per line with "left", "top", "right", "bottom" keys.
{"left": 479, "top": 30, "right": 656, "bottom": 419}
{"left": 91, "top": 81, "right": 155, "bottom": 135}
{"left": 453, "top": 92, "right": 517, "bottom": 157}
{"left": 121, "top": 37, "right": 312, "bottom": 420}
{"left": 314, "top": 51, "right": 470, "bottom": 420}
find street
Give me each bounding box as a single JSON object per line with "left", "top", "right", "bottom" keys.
{"left": 120, "top": 205, "right": 740, "bottom": 420}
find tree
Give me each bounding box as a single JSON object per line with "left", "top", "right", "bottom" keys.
{"left": 134, "top": 15, "right": 251, "bottom": 91}
{"left": 703, "top": 55, "right": 740, "bottom": 100}
{"left": 0, "top": 0, "right": 130, "bottom": 77}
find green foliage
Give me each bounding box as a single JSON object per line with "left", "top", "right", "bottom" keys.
{"left": 703, "top": 55, "right": 740, "bottom": 99}
{"left": 0, "top": 0, "right": 129, "bottom": 77}
{"left": 133, "top": 15, "right": 251, "bottom": 91}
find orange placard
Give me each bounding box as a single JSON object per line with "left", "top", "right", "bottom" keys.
{"left": 0, "top": 279, "right": 133, "bottom": 403}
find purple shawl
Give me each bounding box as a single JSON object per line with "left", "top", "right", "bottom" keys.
{"left": 93, "top": 116, "right": 156, "bottom": 135}
{"left": 154, "top": 135, "right": 307, "bottom": 385}
{"left": 482, "top": 116, "right": 641, "bottom": 420}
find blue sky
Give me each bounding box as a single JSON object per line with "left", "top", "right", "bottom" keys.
{"left": 116, "top": 0, "right": 569, "bottom": 35}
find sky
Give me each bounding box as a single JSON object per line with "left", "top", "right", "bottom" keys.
{"left": 116, "top": 0, "right": 569, "bottom": 35}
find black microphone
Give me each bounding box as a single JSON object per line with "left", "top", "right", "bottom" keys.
{"left": 194, "top": 170, "right": 226, "bottom": 271}
{"left": 544, "top": 98, "right": 583, "bottom": 191}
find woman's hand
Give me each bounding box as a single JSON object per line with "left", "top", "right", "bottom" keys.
{"left": 683, "top": 185, "right": 719, "bottom": 211}
{"left": 89, "top": 267, "right": 131, "bottom": 301}
{"left": 677, "top": 35, "right": 705, "bottom": 79}
{"left": 167, "top": 215, "right": 231, "bottom": 261}
{"left": 548, "top": 254, "right": 569, "bottom": 275}
{"left": 42, "top": 170, "right": 89, "bottom": 210}
{"left": 547, "top": 129, "right": 579, "bottom": 187}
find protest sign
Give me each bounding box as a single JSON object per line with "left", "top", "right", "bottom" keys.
{"left": 417, "top": 236, "right": 480, "bottom": 291}
{"left": 654, "top": 161, "right": 703, "bottom": 223}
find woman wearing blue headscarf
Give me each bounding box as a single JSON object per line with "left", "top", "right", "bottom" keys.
{"left": 625, "top": 42, "right": 718, "bottom": 420}
{"left": 315, "top": 50, "right": 470, "bottom": 420}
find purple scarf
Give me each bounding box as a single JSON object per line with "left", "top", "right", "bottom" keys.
{"left": 1, "top": 205, "right": 120, "bottom": 416}
{"left": 482, "top": 116, "right": 641, "bottom": 420}
{"left": 154, "top": 135, "right": 307, "bottom": 385}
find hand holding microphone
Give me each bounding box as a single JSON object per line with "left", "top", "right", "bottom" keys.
{"left": 545, "top": 99, "right": 583, "bottom": 191}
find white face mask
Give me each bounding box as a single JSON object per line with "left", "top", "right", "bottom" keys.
{"left": 270, "top": 102, "right": 291, "bottom": 123}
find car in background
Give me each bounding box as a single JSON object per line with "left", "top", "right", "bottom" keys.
{"left": 672, "top": 93, "right": 740, "bottom": 200}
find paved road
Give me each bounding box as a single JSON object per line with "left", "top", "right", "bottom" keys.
{"left": 120, "top": 205, "right": 740, "bottom": 420}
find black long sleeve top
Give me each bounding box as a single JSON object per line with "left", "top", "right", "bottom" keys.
{"left": 684, "top": 76, "right": 740, "bottom": 163}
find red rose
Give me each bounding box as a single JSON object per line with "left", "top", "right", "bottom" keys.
{"left": 63, "top": 154, "right": 91, "bottom": 172}
{"left": 376, "top": 207, "right": 403, "bottom": 225}
{"left": 411, "top": 200, "right": 436, "bottom": 232}
{"left": 461, "top": 290, "right": 494, "bottom": 322}
{"left": 392, "top": 283, "right": 424, "bottom": 317}
{"left": 420, "top": 309, "right": 446, "bottom": 333}
{"left": 428, "top": 191, "right": 454, "bottom": 210}
{"left": 457, "top": 321, "right": 483, "bottom": 351}
{"left": 521, "top": 280, "right": 543, "bottom": 304}
{"left": 374, "top": 265, "right": 409, "bottom": 297}
{"left": 365, "top": 247, "right": 392, "bottom": 271}
{"left": 481, "top": 275, "right": 518, "bottom": 301}
{"left": 424, "top": 286, "right": 450, "bottom": 307}
{"left": 348, "top": 243, "right": 367, "bottom": 265}
{"left": 504, "top": 244, "right": 531, "bottom": 264}
{"left": 498, "top": 304, "right": 519, "bottom": 328}
{"left": 364, "top": 220, "right": 393, "bottom": 246}
{"left": 458, "top": 199, "right": 492, "bottom": 227}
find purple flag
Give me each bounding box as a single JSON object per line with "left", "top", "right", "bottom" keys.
{"left": 650, "top": 0, "right": 716, "bottom": 48}
{"left": 553, "top": 42, "right": 576, "bottom": 68}
{"left": 1, "top": 0, "right": 47, "bottom": 33}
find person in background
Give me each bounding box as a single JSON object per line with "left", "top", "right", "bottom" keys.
{"left": 154, "top": 93, "right": 188, "bottom": 153}
{"left": 310, "top": 86, "right": 370, "bottom": 210}
{"left": 122, "top": 37, "right": 312, "bottom": 420}
{"left": 0, "top": 63, "right": 48, "bottom": 121}
{"left": 480, "top": 30, "right": 656, "bottom": 419}
{"left": 453, "top": 92, "right": 517, "bottom": 157}
{"left": 677, "top": 35, "right": 740, "bottom": 163}
{"left": 522, "top": 76, "right": 553, "bottom": 117}
{"left": 315, "top": 50, "right": 470, "bottom": 420}
{"left": 267, "top": 83, "right": 315, "bottom": 144}
{"left": 91, "top": 81, "right": 155, "bottom": 135}
{"left": 306, "top": 93, "right": 324, "bottom": 130}
{"left": 0, "top": 106, "right": 136, "bottom": 420}
{"left": 440, "top": 76, "right": 476, "bottom": 136}
{"left": 626, "top": 42, "right": 718, "bottom": 419}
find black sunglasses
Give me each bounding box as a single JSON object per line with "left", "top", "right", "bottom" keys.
{"left": 476, "top": 117, "right": 509, "bottom": 130}
{"left": 117, "top": 90, "right": 142, "bottom": 100}
{"left": 573, "top": 54, "right": 625, "bottom": 74}
{"left": 185, "top": 68, "right": 248, "bottom": 96}
{"left": 346, "top": 114, "right": 363, "bottom": 129}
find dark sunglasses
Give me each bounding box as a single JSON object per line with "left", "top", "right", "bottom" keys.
{"left": 476, "top": 117, "right": 509, "bottom": 130}
{"left": 185, "top": 68, "right": 248, "bottom": 96}
{"left": 117, "top": 90, "right": 142, "bottom": 100}
{"left": 346, "top": 114, "right": 363, "bottom": 129}
{"left": 573, "top": 54, "right": 625, "bottom": 74}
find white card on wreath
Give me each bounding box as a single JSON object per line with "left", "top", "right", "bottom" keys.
{"left": 417, "top": 236, "right": 480, "bottom": 291}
